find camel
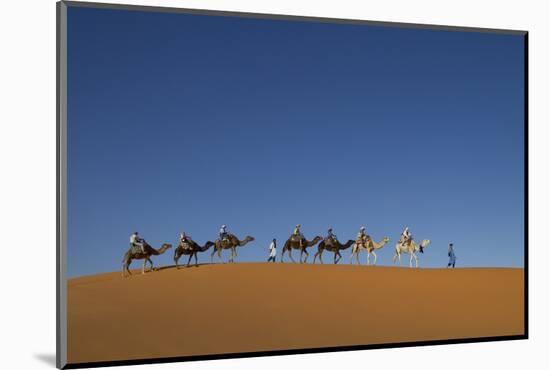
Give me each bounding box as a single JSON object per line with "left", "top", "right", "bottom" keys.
{"left": 122, "top": 242, "right": 172, "bottom": 277}
{"left": 174, "top": 239, "right": 215, "bottom": 268}
{"left": 393, "top": 239, "right": 431, "bottom": 268}
{"left": 211, "top": 234, "right": 255, "bottom": 263}
{"left": 281, "top": 235, "right": 323, "bottom": 263}
{"left": 313, "top": 239, "right": 355, "bottom": 264}
{"left": 350, "top": 237, "right": 390, "bottom": 265}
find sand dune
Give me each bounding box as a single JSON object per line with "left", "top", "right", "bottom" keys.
{"left": 67, "top": 263, "right": 524, "bottom": 365}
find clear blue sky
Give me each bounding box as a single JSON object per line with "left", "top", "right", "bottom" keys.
{"left": 67, "top": 6, "right": 525, "bottom": 277}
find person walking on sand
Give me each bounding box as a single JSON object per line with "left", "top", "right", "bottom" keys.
{"left": 267, "top": 238, "right": 277, "bottom": 262}
{"left": 447, "top": 243, "right": 456, "bottom": 268}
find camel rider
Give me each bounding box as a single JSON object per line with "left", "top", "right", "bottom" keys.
{"left": 327, "top": 228, "right": 337, "bottom": 243}
{"left": 179, "top": 232, "right": 193, "bottom": 250}
{"left": 401, "top": 226, "right": 412, "bottom": 246}
{"left": 130, "top": 231, "right": 145, "bottom": 253}
{"left": 293, "top": 224, "right": 303, "bottom": 247}
{"left": 219, "top": 225, "right": 229, "bottom": 242}
{"left": 356, "top": 226, "right": 369, "bottom": 247}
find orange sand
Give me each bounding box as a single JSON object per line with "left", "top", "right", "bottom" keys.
{"left": 67, "top": 263, "right": 524, "bottom": 364}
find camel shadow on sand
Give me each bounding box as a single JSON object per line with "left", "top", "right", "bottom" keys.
{"left": 156, "top": 263, "right": 215, "bottom": 271}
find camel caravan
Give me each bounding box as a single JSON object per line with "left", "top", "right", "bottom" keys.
{"left": 122, "top": 225, "right": 430, "bottom": 277}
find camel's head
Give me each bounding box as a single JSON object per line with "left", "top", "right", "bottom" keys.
{"left": 382, "top": 236, "right": 390, "bottom": 243}
{"left": 312, "top": 236, "right": 323, "bottom": 244}
{"left": 419, "top": 239, "right": 430, "bottom": 253}
{"left": 162, "top": 243, "right": 173, "bottom": 249}
{"left": 237, "top": 236, "right": 255, "bottom": 247}
{"left": 345, "top": 239, "right": 355, "bottom": 247}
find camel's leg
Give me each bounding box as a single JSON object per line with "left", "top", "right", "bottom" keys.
{"left": 216, "top": 248, "right": 224, "bottom": 263}
{"left": 394, "top": 252, "right": 402, "bottom": 266}
{"left": 413, "top": 253, "right": 419, "bottom": 268}
{"left": 124, "top": 260, "right": 132, "bottom": 277}
{"left": 147, "top": 257, "right": 154, "bottom": 272}
{"left": 186, "top": 254, "right": 193, "bottom": 267}
{"left": 314, "top": 249, "right": 323, "bottom": 264}
{"left": 302, "top": 249, "right": 309, "bottom": 263}
{"left": 194, "top": 252, "right": 199, "bottom": 266}
{"left": 367, "top": 252, "right": 371, "bottom": 266}
{"left": 409, "top": 253, "right": 414, "bottom": 268}
{"left": 373, "top": 251, "right": 377, "bottom": 265}
{"left": 174, "top": 250, "right": 182, "bottom": 269}
{"left": 349, "top": 250, "right": 354, "bottom": 265}
{"left": 280, "top": 249, "right": 285, "bottom": 263}
{"left": 289, "top": 249, "right": 296, "bottom": 263}
{"left": 211, "top": 248, "right": 216, "bottom": 263}
{"left": 142, "top": 260, "right": 147, "bottom": 274}
{"left": 356, "top": 251, "right": 361, "bottom": 265}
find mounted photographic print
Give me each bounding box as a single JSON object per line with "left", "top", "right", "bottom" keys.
{"left": 56, "top": 1, "right": 528, "bottom": 368}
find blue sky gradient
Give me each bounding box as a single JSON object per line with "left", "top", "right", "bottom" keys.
{"left": 67, "top": 7, "right": 525, "bottom": 276}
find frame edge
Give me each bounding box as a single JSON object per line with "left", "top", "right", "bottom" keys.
{"left": 57, "top": 1, "right": 68, "bottom": 369}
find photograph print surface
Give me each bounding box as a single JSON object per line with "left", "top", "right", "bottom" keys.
{"left": 61, "top": 3, "right": 526, "bottom": 367}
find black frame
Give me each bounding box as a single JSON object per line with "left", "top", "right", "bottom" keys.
{"left": 56, "top": 1, "right": 528, "bottom": 368}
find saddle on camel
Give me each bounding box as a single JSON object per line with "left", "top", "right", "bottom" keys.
{"left": 355, "top": 226, "right": 371, "bottom": 249}
{"left": 325, "top": 228, "right": 338, "bottom": 246}
{"left": 178, "top": 232, "right": 195, "bottom": 251}
{"left": 289, "top": 233, "right": 306, "bottom": 247}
